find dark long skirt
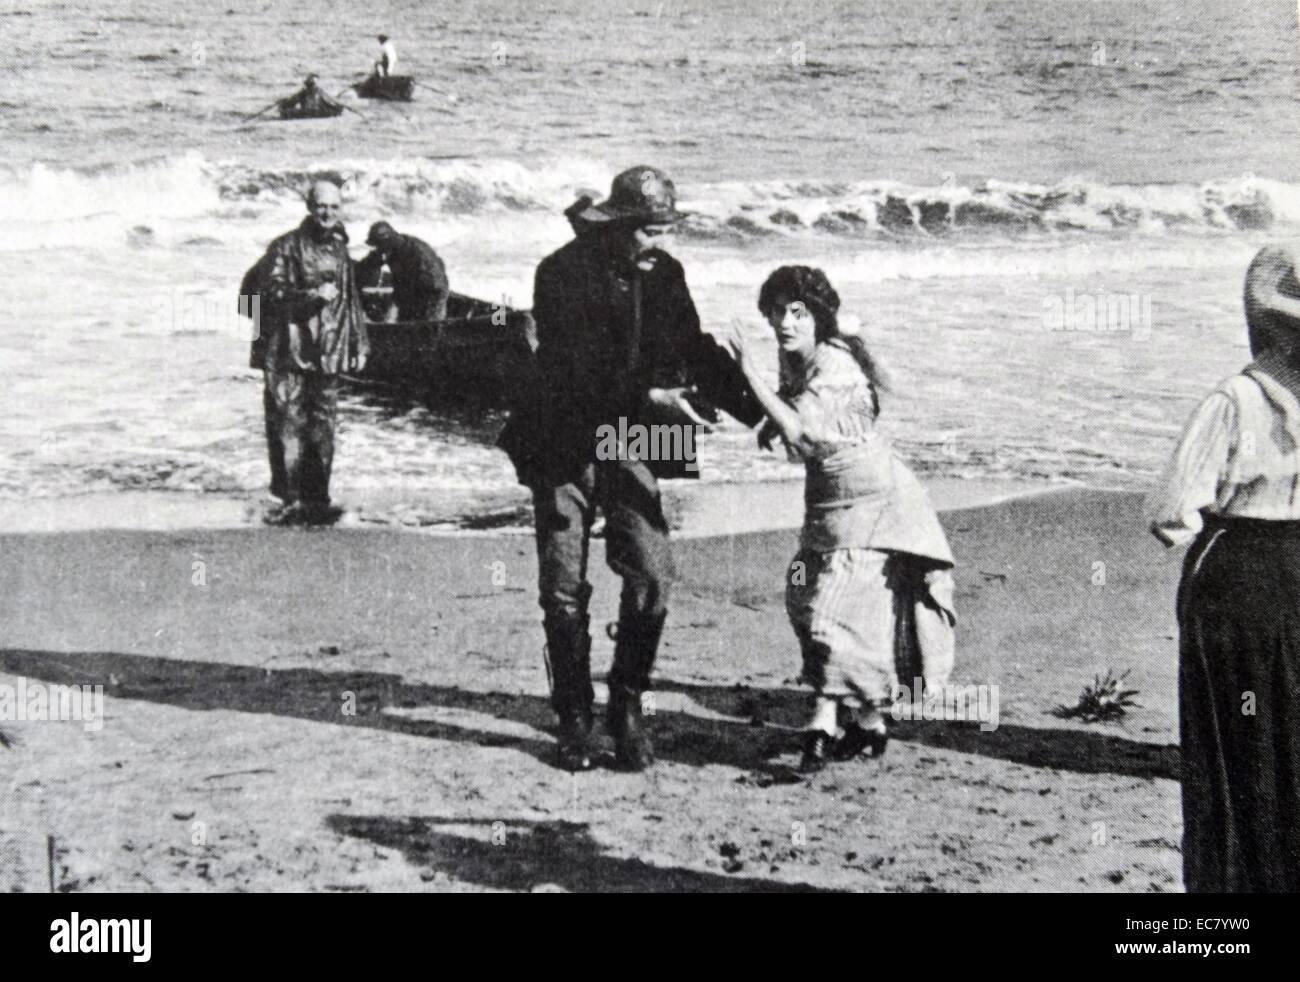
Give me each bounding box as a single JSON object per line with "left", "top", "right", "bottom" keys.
{"left": 1177, "top": 515, "right": 1300, "bottom": 892}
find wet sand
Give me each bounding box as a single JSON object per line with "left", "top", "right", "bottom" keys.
{"left": 0, "top": 486, "right": 1183, "bottom": 892}
{"left": 0, "top": 475, "right": 1049, "bottom": 535}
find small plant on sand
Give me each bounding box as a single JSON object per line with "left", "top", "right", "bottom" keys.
{"left": 1056, "top": 669, "right": 1141, "bottom": 723}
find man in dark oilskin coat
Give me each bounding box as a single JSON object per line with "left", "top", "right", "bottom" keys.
{"left": 251, "top": 180, "right": 368, "bottom": 525}
{"left": 498, "top": 166, "right": 763, "bottom": 771}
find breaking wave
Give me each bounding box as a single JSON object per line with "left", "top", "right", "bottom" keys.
{"left": 1, "top": 152, "right": 1296, "bottom": 251}
{"left": 677, "top": 174, "right": 1295, "bottom": 240}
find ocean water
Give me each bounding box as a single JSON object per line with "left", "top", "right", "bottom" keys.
{"left": 1, "top": 0, "right": 1298, "bottom": 520}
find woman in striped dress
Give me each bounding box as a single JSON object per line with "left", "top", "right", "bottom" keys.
{"left": 728, "top": 266, "right": 956, "bottom": 772}
{"left": 1147, "top": 244, "right": 1300, "bottom": 892}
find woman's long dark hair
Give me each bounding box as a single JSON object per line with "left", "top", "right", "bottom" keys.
{"left": 757, "top": 265, "right": 887, "bottom": 408}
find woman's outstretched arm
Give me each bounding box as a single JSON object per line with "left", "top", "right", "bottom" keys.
{"left": 725, "top": 324, "right": 808, "bottom": 451}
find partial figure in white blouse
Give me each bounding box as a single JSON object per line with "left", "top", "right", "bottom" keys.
{"left": 729, "top": 266, "right": 956, "bottom": 773}
{"left": 1147, "top": 244, "right": 1300, "bottom": 892}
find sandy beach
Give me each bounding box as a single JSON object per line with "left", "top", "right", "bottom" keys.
{"left": 9, "top": 0, "right": 1300, "bottom": 912}
{"left": 0, "top": 485, "right": 1184, "bottom": 892}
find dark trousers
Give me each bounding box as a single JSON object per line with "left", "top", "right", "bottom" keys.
{"left": 263, "top": 368, "right": 340, "bottom": 506}
{"left": 1177, "top": 516, "right": 1300, "bottom": 893}
{"left": 533, "top": 459, "right": 675, "bottom": 715}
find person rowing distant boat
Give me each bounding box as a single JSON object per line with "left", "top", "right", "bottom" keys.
{"left": 280, "top": 74, "right": 342, "bottom": 116}
{"left": 375, "top": 35, "right": 398, "bottom": 78}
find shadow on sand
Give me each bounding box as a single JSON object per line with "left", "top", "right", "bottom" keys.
{"left": 326, "top": 814, "right": 828, "bottom": 892}
{"left": 0, "top": 647, "right": 1177, "bottom": 781}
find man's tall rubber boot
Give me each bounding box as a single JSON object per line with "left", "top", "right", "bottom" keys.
{"left": 543, "top": 614, "right": 594, "bottom": 772}
{"left": 605, "top": 611, "right": 666, "bottom": 771}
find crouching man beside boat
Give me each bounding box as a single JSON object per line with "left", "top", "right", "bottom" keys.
{"left": 497, "top": 165, "right": 763, "bottom": 771}
{"left": 356, "top": 221, "right": 450, "bottom": 322}
{"left": 250, "top": 180, "right": 369, "bottom": 526}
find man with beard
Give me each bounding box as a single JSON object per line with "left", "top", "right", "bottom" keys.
{"left": 498, "top": 166, "right": 762, "bottom": 771}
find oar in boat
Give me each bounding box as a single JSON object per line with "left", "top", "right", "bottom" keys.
{"left": 414, "top": 80, "right": 459, "bottom": 104}
{"left": 241, "top": 97, "right": 285, "bottom": 122}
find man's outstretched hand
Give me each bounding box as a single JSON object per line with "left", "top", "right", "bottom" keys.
{"left": 645, "top": 386, "right": 716, "bottom": 430}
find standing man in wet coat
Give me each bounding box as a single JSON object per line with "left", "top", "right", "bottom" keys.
{"left": 498, "top": 166, "right": 763, "bottom": 771}
{"left": 255, "top": 180, "right": 368, "bottom": 525}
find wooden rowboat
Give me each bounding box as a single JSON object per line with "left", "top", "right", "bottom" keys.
{"left": 277, "top": 101, "right": 345, "bottom": 120}
{"left": 351, "top": 286, "right": 537, "bottom": 401}
{"left": 354, "top": 74, "right": 415, "bottom": 101}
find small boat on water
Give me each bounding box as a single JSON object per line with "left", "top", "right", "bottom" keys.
{"left": 352, "top": 284, "right": 537, "bottom": 401}
{"left": 277, "top": 101, "right": 345, "bottom": 120}
{"left": 354, "top": 74, "right": 415, "bottom": 101}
